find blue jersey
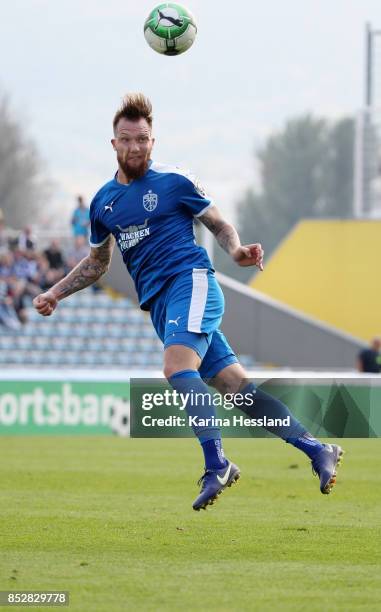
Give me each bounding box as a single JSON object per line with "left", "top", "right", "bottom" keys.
{"left": 89, "top": 161, "right": 214, "bottom": 310}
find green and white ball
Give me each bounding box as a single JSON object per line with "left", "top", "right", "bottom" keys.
{"left": 144, "top": 3, "right": 197, "bottom": 56}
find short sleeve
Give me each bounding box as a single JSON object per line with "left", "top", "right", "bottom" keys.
{"left": 179, "top": 172, "right": 214, "bottom": 217}
{"left": 89, "top": 201, "right": 110, "bottom": 247}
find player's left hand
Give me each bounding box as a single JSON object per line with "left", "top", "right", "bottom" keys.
{"left": 232, "top": 243, "right": 264, "bottom": 270}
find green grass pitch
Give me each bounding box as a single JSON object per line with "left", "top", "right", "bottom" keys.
{"left": 0, "top": 437, "right": 380, "bottom": 611}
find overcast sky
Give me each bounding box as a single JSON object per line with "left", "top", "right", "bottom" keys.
{"left": 0, "top": 0, "right": 380, "bottom": 226}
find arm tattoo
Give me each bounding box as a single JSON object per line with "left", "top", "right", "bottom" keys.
{"left": 215, "top": 224, "right": 241, "bottom": 255}
{"left": 51, "top": 237, "right": 114, "bottom": 300}
{"left": 199, "top": 213, "right": 241, "bottom": 255}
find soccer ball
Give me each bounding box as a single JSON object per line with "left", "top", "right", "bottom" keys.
{"left": 144, "top": 3, "right": 197, "bottom": 56}
{"left": 109, "top": 398, "right": 130, "bottom": 437}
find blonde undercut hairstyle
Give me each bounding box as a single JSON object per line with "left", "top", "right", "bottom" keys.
{"left": 113, "top": 93, "right": 153, "bottom": 134}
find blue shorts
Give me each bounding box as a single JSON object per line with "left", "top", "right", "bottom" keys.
{"left": 149, "top": 268, "right": 238, "bottom": 379}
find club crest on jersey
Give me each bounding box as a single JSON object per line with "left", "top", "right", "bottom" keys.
{"left": 143, "top": 190, "right": 158, "bottom": 212}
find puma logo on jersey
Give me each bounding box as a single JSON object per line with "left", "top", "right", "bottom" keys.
{"left": 104, "top": 201, "right": 114, "bottom": 212}
{"left": 168, "top": 316, "right": 181, "bottom": 326}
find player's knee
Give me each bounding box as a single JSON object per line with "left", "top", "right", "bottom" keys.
{"left": 163, "top": 362, "right": 178, "bottom": 379}
{"left": 163, "top": 358, "right": 192, "bottom": 379}
{"left": 217, "top": 376, "right": 241, "bottom": 395}
{"left": 212, "top": 363, "right": 248, "bottom": 395}
{"left": 163, "top": 345, "right": 201, "bottom": 379}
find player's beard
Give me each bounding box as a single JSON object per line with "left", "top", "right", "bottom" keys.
{"left": 117, "top": 153, "right": 149, "bottom": 180}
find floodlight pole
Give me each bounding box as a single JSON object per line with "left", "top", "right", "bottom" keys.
{"left": 365, "top": 23, "right": 373, "bottom": 107}
{"left": 353, "top": 110, "right": 364, "bottom": 219}
{"left": 358, "top": 23, "right": 380, "bottom": 217}
{"left": 366, "top": 24, "right": 381, "bottom": 106}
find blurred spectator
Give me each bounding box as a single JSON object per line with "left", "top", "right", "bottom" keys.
{"left": 23, "top": 250, "right": 47, "bottom": 289}
{"left": 8, "top": 250, "right": 41, "bottom": 323}
{"left": 0, "top": 252, "right": 13, "bottom": 277}
{"left": 71, "top": 195, "right": 90, "bottom": 238}
{"left": 18, "top": 226, "right": 36, "bottom": 251}
{"left": 0, "top": 219, "right": 10, "bottom": 253}
{"left": 11, "top": 249, "right": 38, "bottom": 287}
{"left": 0, "top": 262, "right": 26, "bottom": 324}
{"left": 357, "top": 337, "right": 381, "bottom": 373}
{"left": 0, "top": 225, "right": 99, "bottom": 329}
{"left": 66, "top": 235, "right": 89, "bottom": 269}
{"left": 0, "top": 278, "right": 21, "bottom": 330}
{"left": 0, "top": 237, "right": 74, "bottom": 328}
{"left": 43, "top": 239, "right": 66, "bottom": 285}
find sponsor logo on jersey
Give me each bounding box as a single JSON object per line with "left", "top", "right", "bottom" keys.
{"left": 116, "top": 219, "right": 150, "bottom": 252}
{"left": 143, "top": 190, "right": 158, "bottom": 212}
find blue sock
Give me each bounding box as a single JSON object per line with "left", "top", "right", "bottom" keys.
{"left": 240, "top": 383, "right": 324, "bottom": 459}
{"left": 292, "top": 433, "right": 325, "bottom": 459}
{"left": 200, "top": 439, "right": 227, "bottom": 471}
{"left": 169, "top": 370, "right": 227, "bottom": 470}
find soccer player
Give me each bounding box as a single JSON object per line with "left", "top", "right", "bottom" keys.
{"left": 33, "top": 93, "right": 344, "bottom": 510}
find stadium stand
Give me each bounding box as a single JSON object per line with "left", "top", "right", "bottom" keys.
{"left": 0, "top": 289, "right": 163, "bottom": 368}
{"left": 0, "top": 288, "right": 256, "bottom": 369}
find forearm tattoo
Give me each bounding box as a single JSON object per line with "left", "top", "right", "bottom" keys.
{"left": 215, "top": 224, "right": 241, "bottom": 254}
{"left": 200, "top": 214, "right": 241, "bottom": 255}
{"left": 52, "top": 238, "right": 113, "bottom": 300}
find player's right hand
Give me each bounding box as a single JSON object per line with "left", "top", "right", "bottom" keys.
{"left": 33, "top": 291, "right": 58, "bottom": 316}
